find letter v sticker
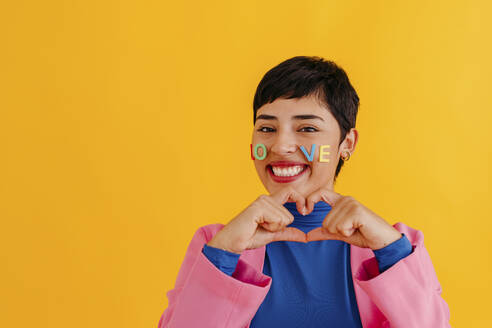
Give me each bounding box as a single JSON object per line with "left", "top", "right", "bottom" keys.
{"left": 299, "top": 144, "right": 316, "bottom": 162}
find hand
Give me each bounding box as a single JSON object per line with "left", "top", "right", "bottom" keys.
{"left": 304, "top": 188, "right": 403, "bottom": 250}
{"left": 207, "top": 186, "right": 309, "bottom": 254}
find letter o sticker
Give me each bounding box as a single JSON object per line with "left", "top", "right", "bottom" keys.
{"left": 253, "top": 143, "right": 267, "bottom": 160}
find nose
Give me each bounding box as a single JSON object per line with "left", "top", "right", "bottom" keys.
{"left": 270, "top": 130, "right": 297, "bottom": 155}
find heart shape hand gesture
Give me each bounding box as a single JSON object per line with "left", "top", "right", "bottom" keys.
{"left": 207, "top": 186, "right": 402, "bottom": 254}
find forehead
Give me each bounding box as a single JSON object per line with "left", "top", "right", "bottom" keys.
{"left": 256, "top": 96, "right": 334, "bottom": 122}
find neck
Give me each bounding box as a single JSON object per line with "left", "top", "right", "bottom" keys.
{"left": 283, "top": 200, "right": 332, "bottom": 232}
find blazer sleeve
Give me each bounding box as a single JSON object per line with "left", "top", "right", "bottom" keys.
{"left": 158, "top": 225, "right": 272, "bottom": 328}
{"left": 353, "top": 223, "right": 451, "bottom": 328}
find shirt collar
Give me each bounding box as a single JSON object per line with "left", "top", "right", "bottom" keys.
{"left": 283, "top": 200, "right": 332, "bottom": 230}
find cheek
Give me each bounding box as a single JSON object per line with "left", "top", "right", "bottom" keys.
{"left": 310, "top": 160, "right": 333, "bottom": 177}
{"left": 254, "top": 160, "right": 268, "bottom": 176}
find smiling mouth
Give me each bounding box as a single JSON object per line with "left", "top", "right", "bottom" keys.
{"left": 268, "top": 164, "right": 308, "bottom": 177}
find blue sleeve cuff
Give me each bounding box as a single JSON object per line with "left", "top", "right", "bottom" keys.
{"left": 202, "top": 244, "right": 241, "bottom": 276}
{"left": 372, "top": 233, "right": 413, "bottom": 273}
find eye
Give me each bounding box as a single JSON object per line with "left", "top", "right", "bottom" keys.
{"left": 299, "top": 126, "right": 318, "bottom": 132}
{"left": 257, "top": 126, "right": 319, "bottom": 133}
{"left": 257, "top": 127, "right": 275, "bottom": 132}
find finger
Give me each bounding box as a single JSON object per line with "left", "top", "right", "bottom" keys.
{"left": 315, "top": 196, "right": 343, "bottom": 232}
{"left": 254, "top": 226, "right": 307, "bottom": 246}
{"left": 258, "top": 195, "right": 297, "bottom": 232}
{"left": 263, "top": 195, "right": 295, "bottom": 226}
{"left": 306, "top": 227, "right": 346, "bottom": 242}
{"left": 270, "top": 186, "right": 306, "bottom": 216}
{"left": 286, "top": 188, "right": 308, "bottom": 215}
{"left": 270, "top": 227, "right": 307, "bottom": 243}
{"left": 324, "top": 202, "right": 352, "bottom": 234}
{"left": 305, "top": 189, "right": 325, "bottom": 215}
{"left": 262, "top": 196, "right": 294, "bottom": 228}
{"left": 337, "top": 218, "right": 356, "bottom": 237}
{"left": 259, "top": 208, "right": 285, "bottom": 232}
{"left": 319, "top": 189, "right": 344, "bottom": 207}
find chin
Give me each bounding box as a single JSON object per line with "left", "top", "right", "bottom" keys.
{"left": 265, "top": 181, "right": 310, "bottom": 195}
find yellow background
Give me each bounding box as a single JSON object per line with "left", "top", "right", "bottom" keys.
{"left": 1, "top": 0, "right": 491, "bottom": 327}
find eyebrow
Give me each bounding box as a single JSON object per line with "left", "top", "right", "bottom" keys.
{"left": 256, "top": 114, "right": 325, "bottom": 122}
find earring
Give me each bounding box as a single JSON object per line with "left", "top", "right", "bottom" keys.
{"left": 341, "top": 150, "right": 351, "bottom": 161}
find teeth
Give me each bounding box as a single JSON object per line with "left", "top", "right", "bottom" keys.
{"left": 271, "top": 165, "right": 305, "bottom": 177}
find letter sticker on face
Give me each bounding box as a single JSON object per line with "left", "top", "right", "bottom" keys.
{"left": 251, "top": 144, "right": 332, "bottom": 162}
{"left": 253, "top": 143, "right": 267, "bottom": 160}
{"left": 299, "top": 144, "right": 316, "bottom": 162}
{"left": 319, "top": 145, "right": 330, "bottom": 162}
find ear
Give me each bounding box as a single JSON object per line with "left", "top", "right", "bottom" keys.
{"left": 340, "top": 128, "right": 358, "bottom": 156}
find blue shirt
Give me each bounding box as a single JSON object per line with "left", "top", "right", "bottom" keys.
{"left": 202, "top": 200, "right": 413, "bottom": 327}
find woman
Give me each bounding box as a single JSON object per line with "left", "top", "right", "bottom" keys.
{"left": 158, "top": 56, "right": 451, "bottom": 327}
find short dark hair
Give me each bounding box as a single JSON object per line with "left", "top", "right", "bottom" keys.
{"left": 252, "top": 55, "right": 360, "bottom": 182}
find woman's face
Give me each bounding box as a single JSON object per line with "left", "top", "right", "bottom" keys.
{"left": 251, "top": 95, "right": 358, "bottom": 198}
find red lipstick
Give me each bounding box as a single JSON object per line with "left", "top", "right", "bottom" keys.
{"left": 267, "top": 161, "right": 309, "bottom": 183}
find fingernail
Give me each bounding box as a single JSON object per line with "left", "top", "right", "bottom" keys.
{"left": 302, "top": 206, "right": 307, "bottom": 215}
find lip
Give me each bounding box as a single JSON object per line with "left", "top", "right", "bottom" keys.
{"left": 267, "top": 161, "right": 309, "bottom": 183}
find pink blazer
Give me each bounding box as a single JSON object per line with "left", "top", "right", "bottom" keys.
{"left": 158, "top": 222, "right": 451, "bottom": 328}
